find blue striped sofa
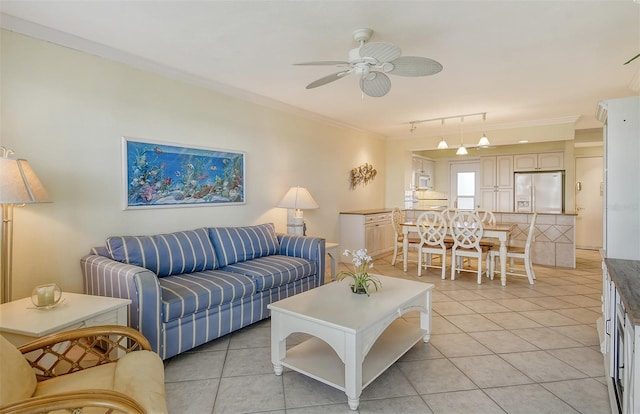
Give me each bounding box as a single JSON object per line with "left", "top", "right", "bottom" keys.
{"left": 80, "top": 223, "right": 325, "bottom": 360}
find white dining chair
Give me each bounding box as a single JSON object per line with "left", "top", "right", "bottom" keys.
{"left": 416, "top": 211, "right": 451, "bottom": 279}
{"left": 473, "top": 208, "right": 497, "bottom": 271}
{"left": 450, "top": 211, "right": 489, "bottom": 284}
{"left": 489, "top": 213, "right": 537, "bottom": 284}
{"left": 390, "top": 207, "right": 421, "bottom": 266}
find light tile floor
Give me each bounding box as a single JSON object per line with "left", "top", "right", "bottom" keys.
{"left": 163, "top": 249, "right": 611, "bottom": 414}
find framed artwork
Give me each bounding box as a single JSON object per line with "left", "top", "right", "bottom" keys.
{"left": 122, "top": 137, "right": 245, "bottom": 209}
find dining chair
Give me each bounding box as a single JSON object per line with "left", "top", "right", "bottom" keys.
{"left": 390, "top": 207, "right": 421, "bottom": 266}
{"left": 473, "top": 208, "right": 497, "bottom": 270}
{"left": 416, "top": 211, "right": 451, "bottom": 279}
{"left": 489, "top": 213, "right": 537, "bottom": 284}
{"left": 473, "top": 208, "right": 496, "bottom": 225}
{"left": 450, "top": 211, "right": 489, "bottom": 284}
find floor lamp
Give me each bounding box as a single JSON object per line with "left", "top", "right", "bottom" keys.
{"left": 277, "top": 186, "right": 319, "bottom": 236}
{"left": 0, "top": 148, "right": 50, "bottom": 303}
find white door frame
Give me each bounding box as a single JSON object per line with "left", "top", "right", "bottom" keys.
{"left": 449, "top": 161, "right": 481, "bottom": 209}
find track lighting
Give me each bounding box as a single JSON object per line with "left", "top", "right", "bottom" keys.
{"left": 437, "top": 119, "right": 448, "bottom": 149}
{"left": 477, "top": 113, "right": 491, "bottom": 147}
{"left": 456, "top": 117, "right": 468, "bottom": 155}
{"left": 407, "top": 112, "right": 489, "bottom": 151}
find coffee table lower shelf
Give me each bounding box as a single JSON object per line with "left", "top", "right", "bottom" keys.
{"left": 280, "top": 318, "right": 424, "bottom": 392}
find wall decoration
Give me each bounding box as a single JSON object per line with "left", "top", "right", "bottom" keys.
{"left": 122, "top": 137, "right": 245, "bottom": 209}
{"left": 350, "top": 163, "right": 377, "bottom": 188}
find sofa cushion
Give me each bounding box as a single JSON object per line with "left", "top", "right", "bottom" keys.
{"left": 208, "top": 223, "right": 279, "bottom": 267}
{"left": 222, "top": 255, "right": 314, "bottom": 291}
{"left": 158, "top": 270, "right": 256, "bottom": 322}
{"left": 106, "top": 228, "right": 218, "bottom": 277}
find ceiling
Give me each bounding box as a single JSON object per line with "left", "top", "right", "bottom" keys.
{"left": 1, "top": 1, "right": 639, "bottom": 143}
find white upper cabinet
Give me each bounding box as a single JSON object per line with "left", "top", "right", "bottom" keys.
{"left": 479, "top": 155, "right": 513, "bottom": 211}
{"left": 514, "top": 152, "right": 564, "bottom": 171}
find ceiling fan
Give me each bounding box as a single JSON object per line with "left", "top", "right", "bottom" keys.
{"left": 295, "top": 28, "right": 443, "bottom": 97}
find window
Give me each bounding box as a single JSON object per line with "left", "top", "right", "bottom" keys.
{"left": 457, "top": 171, "right": 476, "bottom": 210}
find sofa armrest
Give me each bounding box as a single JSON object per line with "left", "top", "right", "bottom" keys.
{"left": 80, "top": 255, "right": 164, "bottom": 355}
{"left": 277, "top": 234, "right": 326, "bottom": 286}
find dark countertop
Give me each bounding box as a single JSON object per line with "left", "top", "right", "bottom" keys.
{"left": 605, "top": 258, "right": 640, "bottom": 326}
{"left": 340, "top": 209, "right": 393, "bottom": 215}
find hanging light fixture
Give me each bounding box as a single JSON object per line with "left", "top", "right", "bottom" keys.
{"left": 477, "top": 113, "right": 491, "bottom": 147}
{"left": 456, "top": 117, "right": 468, "bottom": 155}
{"left": 437, "top": 119, "right": 448, "bottom": 149}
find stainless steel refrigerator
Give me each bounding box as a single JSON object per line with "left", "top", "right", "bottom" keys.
{"left": 514, "top": 171, "right": 564, "bottom": 213}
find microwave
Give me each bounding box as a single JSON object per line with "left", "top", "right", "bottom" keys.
{"left": 415, "top": 173, "right": 432, "bottom": 190}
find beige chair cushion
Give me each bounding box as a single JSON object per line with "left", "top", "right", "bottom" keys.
{"left": 114, "top": 350, "right": 168, "bottom": 414}
{"left": 31, "top": 350, "right": 167, "bottom": 414}
{"left": 33, "top": 363, "right": 116, "bottom": 397}
{"left": 0, "top": 335, "right": 37, "bottom": 405}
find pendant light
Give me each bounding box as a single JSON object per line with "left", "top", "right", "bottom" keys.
{"left": 477, "top": 113, "right": 491, "bottom": 147}
{"left": 437, "top": 119, "right": 448, "bottom": 149}
{"left": 456, "top": 116, "right": 468, "bottom": 155}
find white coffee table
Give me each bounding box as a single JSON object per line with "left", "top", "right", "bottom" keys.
{"left": 268, "top": 274, "right": 433, "bottom": 410}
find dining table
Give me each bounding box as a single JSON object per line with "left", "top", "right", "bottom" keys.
{"left": 400, "top": 221, "right": 517, "bottom": 286}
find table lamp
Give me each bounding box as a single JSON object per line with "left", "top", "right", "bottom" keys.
{"left": 0, "top": 148, "right": 50, "bottom": 303}
{"left": 277, "top": 186, "right": 319, "bottom": 235}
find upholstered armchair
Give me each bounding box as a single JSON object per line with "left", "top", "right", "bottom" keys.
{"left": 0, "top": 325, "right": 167, "bottom": 414}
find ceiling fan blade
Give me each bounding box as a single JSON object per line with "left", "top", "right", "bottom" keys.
{"left": 306, "top": 71, "right": 351, "bottom": 89}
{"left": 388, "top": 56, "right": 443, "bottom": 77}
{"left": 294, "top": 61, "right": 349, "bottom": 66}
{"left": 360, "top": 72, "right": 391, "bottom": 97}
{"left": 359, "top": 42, "right": 401, "bottom": 63}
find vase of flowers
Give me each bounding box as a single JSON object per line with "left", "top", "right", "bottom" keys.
{"left": 336, "top": 249, "right": 381, "bottom": 296}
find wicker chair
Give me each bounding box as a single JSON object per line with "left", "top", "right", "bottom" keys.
{"left": 0, "top": 325, "right": 167, "bottom": 414}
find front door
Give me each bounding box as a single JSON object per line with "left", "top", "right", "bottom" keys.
{"left": 575, "top": 156, "right": 603, "bottom": 249}
{"left": 449, "top": 162, "right": 481, "bottom": 210}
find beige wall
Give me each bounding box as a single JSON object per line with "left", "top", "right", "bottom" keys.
{"left": 1, "top": 30, "right": 387, "bottom": 299}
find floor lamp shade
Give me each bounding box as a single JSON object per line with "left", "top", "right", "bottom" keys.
{"left": 0, "top": 152, "right": 50, "bottom": 303}
{"left": 277, "top": 187, "right": 319, "bottom": 235}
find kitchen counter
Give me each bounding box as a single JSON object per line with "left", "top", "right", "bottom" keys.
{"left": 340, "top": 209, "right": 393, "bottom": 215}
{"left": 605, "top": 258, "right": 640, "bottom": 326}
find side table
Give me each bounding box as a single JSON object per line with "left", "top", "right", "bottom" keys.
{"left": 0, "top": 292, "right": 131, "bottom": 346}
{"left": 325, "top": 242, "right": 340, "bottom": 281}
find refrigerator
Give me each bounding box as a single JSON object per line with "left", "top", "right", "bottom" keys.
{"left": 514, "top": 171, "right": 564, "bottom": 213}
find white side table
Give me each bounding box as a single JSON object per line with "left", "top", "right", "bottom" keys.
{"left": 325, "top": 242, "right": 340, "bottom": 281}
{"left": 0, "top": 292, "right": 131, "bottom": 346}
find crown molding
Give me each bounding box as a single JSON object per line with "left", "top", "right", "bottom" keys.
{"left": 0, "top": 13, "right": 384, "bottom": 139}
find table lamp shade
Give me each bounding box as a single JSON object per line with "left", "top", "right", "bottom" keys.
{"left": 277, "top": 187, "right": 319, "bottom": 210}
{"left": 0, "top": 158, "right": 50, "bottom": 203}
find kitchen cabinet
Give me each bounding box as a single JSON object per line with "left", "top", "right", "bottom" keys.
{"left": 513, "top": 152, "right": 564, "bottom": 171}
{"left": 479, "top": 155, "right": 513, "bottom": 211}
{"left": 601, "top": 259, "right": 640, "bottom": 414}
{"left": 340, "top": 211, "right": 394, "bottom": 261}
{"left": 598, "top": 96, "right": 640, "bottom": 414}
